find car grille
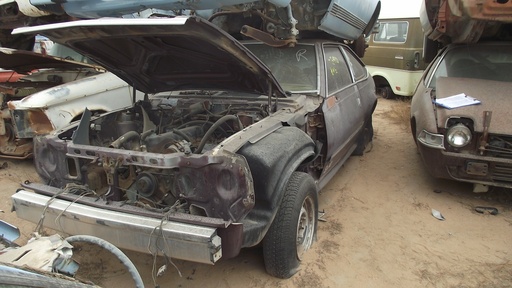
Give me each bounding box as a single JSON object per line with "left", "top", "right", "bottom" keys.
{"left": 482, "top": 134, "right": 512, "bottom": 159}
{"left": 493, "top": 163, "right": 512, "bottom": 182}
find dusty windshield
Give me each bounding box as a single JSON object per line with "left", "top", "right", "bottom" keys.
{"left": 429, "top": 44, "right": 512, "bottom": 89}
{"left": 245, "top": 43, "right": 318, "bottom": 93}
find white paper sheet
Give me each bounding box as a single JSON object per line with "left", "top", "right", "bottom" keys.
{"left": 434, "top": 93, "right": 481, "bottom": 109}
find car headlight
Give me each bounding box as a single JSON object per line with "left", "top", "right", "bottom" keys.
{"left": 446, "top": 123, "right": 472, "bottom": 148}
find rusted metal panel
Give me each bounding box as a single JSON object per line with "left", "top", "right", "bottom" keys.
{"left": 465, "top": 0, "right": 512, "bottom": 21}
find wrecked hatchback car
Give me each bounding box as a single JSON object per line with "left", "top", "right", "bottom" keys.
{"left": 0, "top": 45, "right": 141, "bottom": 159}
{"left": 11, "top": 17, "right": 377, "bottom": 278}
{"left": 26, "top": 0, "right": 381, "bottom": 54}
{"left": 0, "top": 46, "right": 102, "bottom": 158}
{"left": 410, "top": 42, "right": 512, "bottom": 191}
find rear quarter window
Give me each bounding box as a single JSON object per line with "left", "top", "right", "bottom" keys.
{"left": 343, "top": 48, "right": 366, "bottom": 81}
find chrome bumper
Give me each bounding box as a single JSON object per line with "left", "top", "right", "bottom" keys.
{"left": 11, "top": 190, "right": 222, "bottom": 264}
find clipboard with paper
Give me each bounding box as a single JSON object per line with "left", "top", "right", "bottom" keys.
{"left": 434, "top": 93, "right": 481, "bottom": 109}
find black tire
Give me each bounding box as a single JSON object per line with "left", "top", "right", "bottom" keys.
{"left": 378, "top": 86, "right": 395, "bottom": 99}
{"left": 263, "top": 171, "right": 318, "bottom": 278}
{"left": 353, "top": 116, "right": 374, "bottom": 156}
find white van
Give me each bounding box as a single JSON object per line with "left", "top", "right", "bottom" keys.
{"left": 362, "top": 16, "right": 427, "bottom": 99}
{"left": 362, "top": 0, "right": 426, "bottom": 98}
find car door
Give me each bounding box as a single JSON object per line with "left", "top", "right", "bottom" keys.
{"left": 322, "top": 44, "right": 364, "bottom": 173}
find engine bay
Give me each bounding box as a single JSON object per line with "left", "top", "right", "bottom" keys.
{"left": 55, "top": 94, "right": 267, "bottom": 219}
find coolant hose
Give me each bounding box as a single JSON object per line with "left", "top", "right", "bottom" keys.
{"left": 109, "top": 131, "right": 140, "bottom": 149}
{"left": 195, "top": 115, "right": 241, "bottom": 154}
{"left": 65, "top": 235, "right": 144, "bottom": 288}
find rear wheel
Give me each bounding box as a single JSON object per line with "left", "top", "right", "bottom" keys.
{"left": 378, "top": 86, "right": 394, "bottom": 99}
{"left": 263, "top": 171, "right": 318, "bottom": 278}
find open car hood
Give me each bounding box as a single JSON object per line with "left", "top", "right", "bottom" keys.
{"left": 13, "top": 17, "right": 286, "bottom": 97}
{"left": 0, "top": 48, "right": 99, "bottom": 74}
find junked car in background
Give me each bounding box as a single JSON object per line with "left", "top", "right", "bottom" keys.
{"left": 0, "top": 0, "right": 73, "bottom": 50}
{"left": 410, "top": 0, "right": 512, "bottom": 192}
{"left": 0, "top": 45, "right": 141, "bottom": 159}
{"left": 0, "top": 46, "right": 102, "bottom": 159}
{"left": 410, "top": 42, "right": 512, "bottom": 192}
{"left": 7, "top": 0, "right": 381, "bottom": 57}
{"left": 11, "top": 17, "right": 377, "bottom": 278}
{"left": 420, "top": 0, "right": 512, "bottom": 61}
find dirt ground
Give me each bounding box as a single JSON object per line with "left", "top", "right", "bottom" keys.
{"left": 1, "top": 98, "right": 512, "bottom": 288}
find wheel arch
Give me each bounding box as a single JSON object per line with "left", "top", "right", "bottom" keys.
{"left": 410, "top": 115, "right": 418, "bottom": 144}
{"left": 372, "top": 74, "right": 390, "bottom": 89}
{"left": 237, "top": 126, "right": 317, "bottom": 248}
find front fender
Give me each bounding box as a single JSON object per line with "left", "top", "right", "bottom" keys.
{"left": 238, "top": 126, "right": 316, "bottom": 247}
{"left": 411, "top": 87, "right": 438, "bottom": 140}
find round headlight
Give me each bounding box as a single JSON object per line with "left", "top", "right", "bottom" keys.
{"left": 446, "top": 123, "right": 472, "bottom": 148}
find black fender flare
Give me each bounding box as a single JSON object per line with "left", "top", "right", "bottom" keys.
{"left": 237, "top": 126, "right": 316, "bottom": 247}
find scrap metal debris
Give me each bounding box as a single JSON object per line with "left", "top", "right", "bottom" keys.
{"left": 431, "top": 209, "right": 445, "bottom": 221}
{"left": 475, "top": 206, "right": 499, "bottom": 215}
{"left": 0, "top": 233, "right": 78, "bottom": 276}
{"left": 318, "top": 209, "right": 327, "bottom": 222}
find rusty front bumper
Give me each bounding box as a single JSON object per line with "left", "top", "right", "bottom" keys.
{"left": 12, "top": 190, "right": 223, "bottom": 264}
{"left": 417, "top": 142, "right": 512, "bottom": 189}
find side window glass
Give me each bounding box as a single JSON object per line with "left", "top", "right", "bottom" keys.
{"left": 343, "top": 48, "right": 366, "bottom": 81}
{"left": 373, "top": 21, "right": 408, "bottom": 43}
{"left": 324, "top": 47, "right": 352, "bottom": 94}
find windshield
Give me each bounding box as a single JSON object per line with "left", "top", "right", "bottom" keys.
{"left": 245, "top": 43, "right": 318, "bottom": 93}
{"left": 429, "top": 44, "right": 512, "bottom": 89}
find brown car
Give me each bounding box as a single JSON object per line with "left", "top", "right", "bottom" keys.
{"left": 410, "top": 42, "right": 512, "bottom": 192}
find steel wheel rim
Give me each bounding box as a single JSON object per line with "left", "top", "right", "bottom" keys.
{"left": 296, "top": 195, "right": 315, "bottom": 260}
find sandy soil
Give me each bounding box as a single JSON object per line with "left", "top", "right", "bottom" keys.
{"left": 1, "top": 98, "right": 512, "bottom": 287}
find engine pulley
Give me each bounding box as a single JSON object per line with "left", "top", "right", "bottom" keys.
{"left": 135, "top": 172, "right": 158, "bottom": 198}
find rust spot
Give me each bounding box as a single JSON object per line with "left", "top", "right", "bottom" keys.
{"left": 7, "top": 101, "right": 16, "bottom": 110}
{"left": 28, "top": 110, "right": 53, "bottom": 134}
{"left": 326, "top": 96, "right": 336, "bottom": 109}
